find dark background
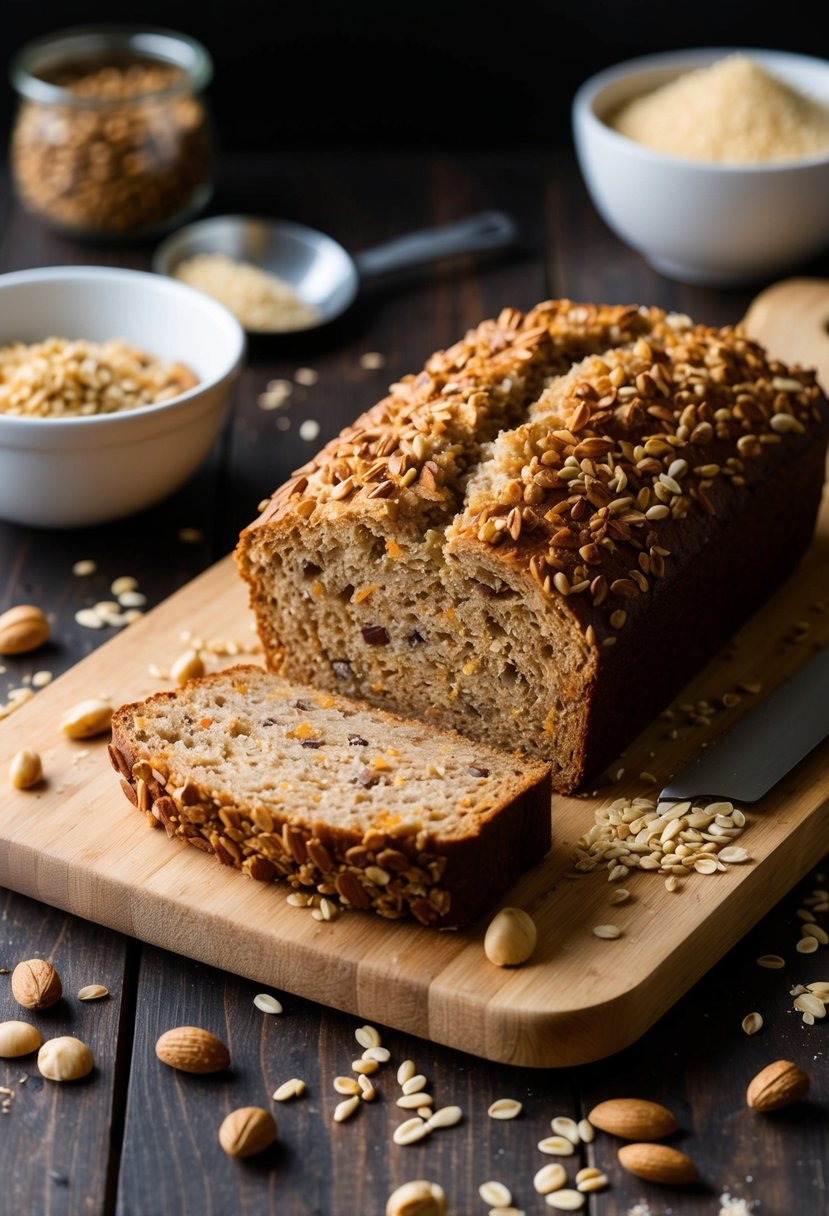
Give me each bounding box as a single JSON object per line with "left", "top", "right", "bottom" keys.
{"left": 2, "top": 0, "right": 828, "bottom": 153}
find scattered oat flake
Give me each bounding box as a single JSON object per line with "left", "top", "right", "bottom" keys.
{"left": 273, "top": 1078, "right": 304, "bottom": 1101}
{"left": 299, "top": 419, "right": 320, "bottom": 442}
{"left": 72, "top": 559, "right": 97, "bottom": 576}
{"left": 719, "top": 1194, "right": 753, "bottom": 1216}
{"left": 592, "top": 924, "right": 621, "bottom": 939}
{"left": 253, "top": 992, "right": 283, "bottom": 1014}
{"left": 77, "top": 984, "right": 109, "bottom": 1001}
{"left": 294, "top": 367, "right": 318, "bottom": 386}
{"left": 757, "top": 954, "right": 786, "bottom": 969}
{"left": 359, "top": 351, "right": 386, "bottom": 369}
{"left": 75, "top": 608, "right": 105, "bottom": 629}
{"left": 178, "top": 527, "right": 203, "bottom": 543}
{"left": 110, "top": 576, "right": 138, "bottom": 596}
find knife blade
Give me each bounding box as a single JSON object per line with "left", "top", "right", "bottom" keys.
{"left": 658, "top": 644, "right": 829, "bottom": 803}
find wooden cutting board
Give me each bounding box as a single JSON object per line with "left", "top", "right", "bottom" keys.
{"left": 1, "top": 281, "right": 828, "bottom": 1069}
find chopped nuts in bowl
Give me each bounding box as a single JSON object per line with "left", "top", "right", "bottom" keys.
{"left": 0, "top": 265, "right": 245, "bottom": 527}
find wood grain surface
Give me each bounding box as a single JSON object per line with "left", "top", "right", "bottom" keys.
{"left": 0, "top": 151, "right": 827, "bottom": 1215}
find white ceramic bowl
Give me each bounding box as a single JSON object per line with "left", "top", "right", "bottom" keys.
{"left": 572, "top": 48, "right": 829, "bottom": 286}
{"left": 0, "top": 266, "right": 245, "bottom": 527}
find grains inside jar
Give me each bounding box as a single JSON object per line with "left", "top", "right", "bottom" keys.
{"left": 11, "top": 50, "right": 213, "bottom": 236}
{"left": 0, "top": 338, "right": 198, "bottom": 418}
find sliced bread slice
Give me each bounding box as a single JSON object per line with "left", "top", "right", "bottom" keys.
{"left": 109, "top": 665, "right": 551, "bottom": 928}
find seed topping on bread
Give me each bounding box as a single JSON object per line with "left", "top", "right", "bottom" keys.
{"left": 252, "top": 302, "right": 821, "bottom": 648}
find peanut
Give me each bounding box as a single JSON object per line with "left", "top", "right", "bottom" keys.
{"left": 60, "top": 698, "right": 113, "bottom": 739}
{"left": 9, "top": 748, "right": 43, "bottom": 789}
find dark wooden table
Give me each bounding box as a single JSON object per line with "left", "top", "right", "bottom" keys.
{"left": 1, "top": 151, "right": 827, "bottom": 1216}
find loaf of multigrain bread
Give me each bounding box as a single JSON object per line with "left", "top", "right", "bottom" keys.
{"left": 236, "top": 300, "right": 829, "bottom": 793}
{"left": 109, "top": 666, "right": 551, "bottom": 928}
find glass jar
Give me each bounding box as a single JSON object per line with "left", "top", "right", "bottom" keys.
{"left": 9, "top": 25, "right": 215, "bottom": 241}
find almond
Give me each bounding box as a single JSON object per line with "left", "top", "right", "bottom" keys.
{"left": 617, "top": 1143, "right": 698, "bottom": 1185}
{"left": 11, "top": 958, "right": 62, "bottom": 1010}
{"left": 746, "top": 1059, "right": 810, "bottom": 1112}
{"left": 218, "top": 1106, "right": 277, "bottom": 1158}
{"left": 0, "top": 605, "right": 49, "bottom": 655}
{"left": 587, "top": 1097, "right": 678, "bottom": 1140}
{"left": 155, "top": 1026, "right": 230, "bottom": 1074}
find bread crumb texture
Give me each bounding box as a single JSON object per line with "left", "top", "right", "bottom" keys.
{"left": 110, "top": 666, "right": 551, "bottom": 927}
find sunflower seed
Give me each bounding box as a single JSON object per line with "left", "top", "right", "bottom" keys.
{"left": 534, "top": 1163, "right": 567, "bottom": 1194}
{"left": 537, "top": 1135, "right": 576, "bottom": 1156}
{"left": 425, "top": 1105, "right": 463, "bottom": 1130}
{"left": 545, "top": 1190, "right": 585, "bottom": 1211}
{"left": 479, "top": 1182, "right": 512, "bottom": 1207}
{"left": 397, "top": 1059, "right": 416, "bottom": 1085}
{"left": 393, "top": 1117, "right": 431, "bottom": 1145}
{"left": 254, "top": 993, "right": 283, "bottom": 1014}
{"left": 757, "top": 954, "right": 786, "bottom": 969}
{"left": 273, "top": 1078, "right": 304, "bottom": 1101}
{"left": 333, "top": 1095, "right": 360, "bottom": 1122}
{"left": 551, "top": 1116, "right": 580, "bottom": 1143}
{"left": 77, "top": 984, "right": 109, "bottom": 1001}
{"left": 355, "top": 1024, "right": 381, "bottom": 1049}
{"left": 592, "top": 924, "right": 621, "bottom": 939}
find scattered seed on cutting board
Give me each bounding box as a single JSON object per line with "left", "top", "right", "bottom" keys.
{"left": 592, "top": 924, "right": 622, "bottom": 939}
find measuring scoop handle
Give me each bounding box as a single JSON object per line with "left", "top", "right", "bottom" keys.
{"left": 354, "top": 211, "right": 519, "bottom": 281}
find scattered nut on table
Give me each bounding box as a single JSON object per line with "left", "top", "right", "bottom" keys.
{"left": 746, "top": 1059, "right": 810, "bottom": 1111}
{"left": 60, "top": 698, "right": 113, "bottom": 739}
{"left": 37, "top": 1035, "right": 94, "bottom": 1081}
{"left": 0, "top": 1019, "right": 43, "bottom": 1057}
{"left": 385, "top": 1179, "right": 448, "bottom": 1216}
{"left": 11, "top": 958, "right": 62, "bottom": 1010}
{"left": 218, "top": 1106, "right": 277, "bottom": 1158}
{"left": 0, "top": 604, "right": 49, "bottom": 654}
{"left": 170, "top": 648, "right": 205, "bottom": 686}
{"left": 587, "top": 1097, "right": 678, "bottom": 1140}
{"left": 155, "top": 1025, "right": 230, "bottom": 1074}
{"left": 9, "top": 748, "right": 43, "bottom": 789}
{"left": 617, "top": 1142, "right": 698, "bottom": 1185}
{"left": 484, "top": 906, "right": 537, "bottom": 966}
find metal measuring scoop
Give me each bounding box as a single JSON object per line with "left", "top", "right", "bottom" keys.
{"left": 152, "top": 211, "right": 519, "bottom": 333}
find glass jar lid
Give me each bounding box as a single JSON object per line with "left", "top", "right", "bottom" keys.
{"left": 9, "top": 23, "right": 213, "bottom": 108}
